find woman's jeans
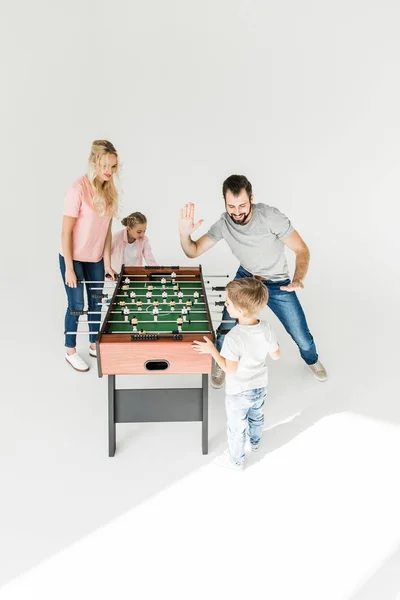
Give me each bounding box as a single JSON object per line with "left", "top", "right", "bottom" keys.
{"left": 226, "top": 387, "right": 266, "bottom": 466}
{"left": 59, "top": 254, "right": 105, "bottom": 348}
{"left": 216, "top": 265, "right": 318, "bottom": 366}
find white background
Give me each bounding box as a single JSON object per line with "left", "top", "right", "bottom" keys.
{"left": 0, "top": 1, "right": 399, "bottom": 599}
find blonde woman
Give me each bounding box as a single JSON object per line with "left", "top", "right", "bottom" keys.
{"left": 59, "top": 140, "right": 119, "bottom": 372}
{"left": 111, "top": 212, "right": 158, "bottom": 273}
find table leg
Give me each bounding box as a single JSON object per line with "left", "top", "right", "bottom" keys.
{"left": 202, "top": 374, "right": 208, "bottom": 454}
{"left": 108, "top": 375, "right": 116, "bottom": 457}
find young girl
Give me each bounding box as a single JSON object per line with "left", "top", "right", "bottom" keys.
{"left": 111, "top": 212, "right": 158, "bottom": 272}
{"left": 59, "top": 140, "right": 119, "bottom": 372}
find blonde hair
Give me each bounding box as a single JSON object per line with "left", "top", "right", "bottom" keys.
{"left": 121, "top": 212, "right": 147, "bottom": 228}
{"left": 87, "top": 140, "right": 119, "bottom": 216}
{"left": 226, "top": 278, "right": 268, "bottom": 316}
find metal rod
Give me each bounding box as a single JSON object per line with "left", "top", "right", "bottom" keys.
{"left": 120, "top": 276, "right": 197, "bottom": 281}
{"left": 107, "top": 319, "right": 209, "bottom": 323}
{"left": 65, "top": 327, "right": 217, "bottom": 334}
{"left": 109, "top": 330, "right": 212, "bottom": 334}
{"left": 77, "top": 280, "right": 117, "bottom": 284}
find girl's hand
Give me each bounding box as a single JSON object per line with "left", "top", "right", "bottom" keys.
{"left": 105, "top": 266, "right": 118, "bottom": 281}
{"left": 192, "top": 336, "right": 214, "bottom": 354}
{"left": 65, "top": 268, "right": 77, "bottom": 288}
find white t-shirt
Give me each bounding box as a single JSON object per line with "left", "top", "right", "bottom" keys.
{"left": 220, "top": 320, "right": 279, "bottom": 395}
{"left": 124, "top": 242, "right": 138, "bottom": 266}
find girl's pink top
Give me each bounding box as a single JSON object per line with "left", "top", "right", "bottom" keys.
{"left": 111, "top": 228, "right": 158, "bottom": 272}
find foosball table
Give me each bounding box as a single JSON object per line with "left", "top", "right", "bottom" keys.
{"left": 95, "top": 265, "right": 215, "bottom": 456}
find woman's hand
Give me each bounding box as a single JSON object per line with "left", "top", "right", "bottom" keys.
{"left": 65, "top": 268, "right": 77, "bottom": 288}
{"left": 104, "top": 265, "right": 118, "bottom": 281}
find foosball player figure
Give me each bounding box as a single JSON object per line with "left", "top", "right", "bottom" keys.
{"left": 136, "top": 299, "right": 143, "bottom": 311}
{"left": 161, "top": 277, "right": 167, "bottom": 289}
{"left": 176, "top": 316, "right": 183, "bottom": 333}
{"left": 193, "top": 291, "right": 199, "bottom": 303}
{"left": 162, "top": 291, "right": 168, "bottom": 303}
{"left": 147, "top": 284, "right": 153, "bottom": 292}
{"left": 173, "top": 284, "right": 179, "bottom": 296}
{"left": 169, "top": 299, "right": 176, "bottom": 312}
{"left": 153, "top": 306, "right": 159, "bottom": 322}
{"left": 131, "top": 316, "right": 138, "bottom": 332}
{"left": 181, "top": 306, "right": 188, "bottom": 322}
{"left": 130, "top": 290, "right": 136, "bottom": 300}
{"left": 178, "top": 290, "right": 184, "bottom": 303}
{"left": 186, "top": 299, "right": 192, "bottom": 313}
{"left": 119, "top": 300, "right": 126, "bottom": 307}
{"left": 146, "top": 290, "right": 152, "bottom": 303}
{"left": 123, "top": 306, "right": 130, "bottom": 322}
{"left": 124, "top": 277, "right": 131, "bottom": 284}
{"left": 153, "top": 299, "right": 159, "bottom": 308}
{"left": 122, "top": 284, "right": 129, "bottom": 295}
{"left": 171, "top": 271, "right": 177, "bottom": 284}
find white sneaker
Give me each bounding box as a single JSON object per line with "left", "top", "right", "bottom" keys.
{"left": 89, "top": 345, "right": 97, "bottom": 358}
{"left": 214, "top": 450, "right": 243, "bottom": 471}
{"left": 308, "top": 360, "right": 328, "bottom": 382}
{"left": 245, "top": 437, "right": 260, "bottom": 452}
{"left": 65, "top": 352, "right": 89, "bottom": 372}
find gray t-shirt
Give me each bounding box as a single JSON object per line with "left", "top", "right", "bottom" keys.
{"left": 206, "top": 203, "right": 294, "bottom": 281}
{"left": 220, "top": 320, "right": 279, "bottom": 395}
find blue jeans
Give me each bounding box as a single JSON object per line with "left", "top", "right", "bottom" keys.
{"left": 226, "top": 387, "right": 266, "bottom": 466}
{"left": 216, "top": 265, "right": 318, "bottom": 365}
{"left": 59, "top": 254, "right": 105, "bottom": 348}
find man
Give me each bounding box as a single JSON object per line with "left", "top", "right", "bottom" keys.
{"left": 178, "top": 174, "right": 327, "bottom": 388}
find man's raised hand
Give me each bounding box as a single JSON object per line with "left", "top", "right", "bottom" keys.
{"left": 179, "top": 202, "right": 204, "bottom": 236}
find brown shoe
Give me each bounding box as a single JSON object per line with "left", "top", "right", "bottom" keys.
{"left": 308, "top": 360, "right": 328, "bottom": 382}
{"left": 211, "top": 359, "right": 225, "bottom": 388}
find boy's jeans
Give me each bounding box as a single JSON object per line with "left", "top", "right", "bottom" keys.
{"left": 216, "top": 265, "right": 318, "bottom": 365}
{"left": 59, "top": 254, "right": 105, "bottom": 348}
{"left": 226, "top": 387, "right": 266, "bottom": 466}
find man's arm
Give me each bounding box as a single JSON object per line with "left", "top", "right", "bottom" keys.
{"left": 281, "top": 230, "right": 310, "bottom": 291}
{"left": 178, "top": 202, "right": 216, "bottom": 258}
{"left": 180, "top": 233, "right": 216, "bottom": 259}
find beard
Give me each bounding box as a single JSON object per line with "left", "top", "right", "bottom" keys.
{"left": 228, "top": 206, "right": 252, "bottom": 226}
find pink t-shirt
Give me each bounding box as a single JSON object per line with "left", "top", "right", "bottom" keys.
{"left": 60, "top": 176, "right": 112, "bottom": 262}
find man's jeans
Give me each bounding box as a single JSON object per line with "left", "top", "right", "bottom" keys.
{"left": 59, "top": 254, "right": 105, "bottom": 348}
{"left": 226, "top": 387, "right": 266, "bottom": 466}
{"left": 216, "top": 265, "right": 318, "bottom": 366}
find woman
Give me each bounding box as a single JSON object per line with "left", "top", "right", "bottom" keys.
{"left": 59, "top": 140, "right": 119, "bottom": 372}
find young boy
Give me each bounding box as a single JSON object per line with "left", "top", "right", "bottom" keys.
{"left": 192, "top": 278, "right": 280, "bottom": 470}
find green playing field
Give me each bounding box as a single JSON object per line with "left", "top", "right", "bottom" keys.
{"left": 104, "top": 279, "right": 211, "bottom": 334}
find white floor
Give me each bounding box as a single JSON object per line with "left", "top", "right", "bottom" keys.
{"left": 1, "top": 287, "right": 399, "bottom": 600}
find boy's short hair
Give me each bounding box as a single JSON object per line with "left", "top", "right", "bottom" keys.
{"left": 226, "top": 277, "right": 268, "bottom": 317}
